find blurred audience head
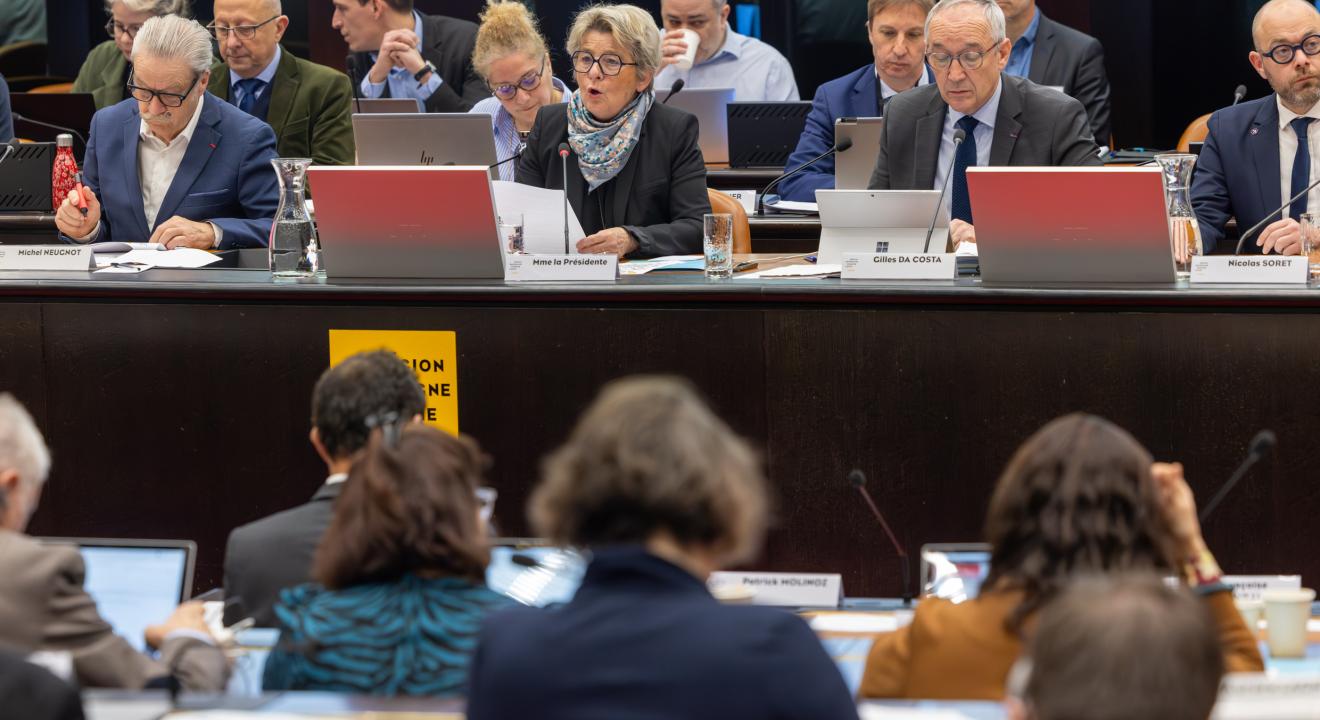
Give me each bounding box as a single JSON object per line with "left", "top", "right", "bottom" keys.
{"left": 923, "top": 0, "right": 1010, "bottom": 115}
{"left": 1249, "top": 0, "right": 1320, "bottom": 113}
{"left": 104, "top": 0, "right": 193, "bottom": 62}
{"left": 532, "top": 376, "right": 767, "bottom": 576}
{"left": 472, "top": 0, "right": 558, "bottom": 125}
{"left": 982, "top": 413, "right": 1180, "bottom": 631}
{"left": 0, "top": 394, "right": 51, "bottom": 532}
{"left": 1010, "top": 574, "right": 1224, "bottom": 720}
{"left": 211, "top": 0, "right": 289, "bottom": 80}
{"left": 567, "top": 4, "right": 661, "bottom": 119}
{"left": 331, "top": 0, "right": 413, "bottom": 53}
{"left": 310, "top": 350, "right": 427, "bottom": 469}
{"left": 867, "top": 0, "right": 934, "bottom": 91}
{"left": 313, "top": 424, "right": 492, "bottom": 589}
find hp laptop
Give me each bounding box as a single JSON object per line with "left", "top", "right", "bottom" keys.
{"left": 655, "top": 87, "right": 733, "bottom": 164}
{"left": 815, "top": 189, "right": 949, "bottom": 264}
{"left": 920, "top": 543, "right": 991, "bottom": 603}
{"left": 486, "top": 538, "right": 586, "bottom": 607}
{"left": 834, "top": 117, "right": 884, "bottom": 190}
{"left": 352, "top": 113, "right": 498, "bottom": 172}
{"left": 351, "top": 98, "right": 422, "bottom": 114}
{"left": 727, "top": 101, "right": 812, "bottom": 168}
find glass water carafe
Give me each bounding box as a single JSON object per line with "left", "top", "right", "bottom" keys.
{"left": 268, "top": 158, "right": 321, "bottom": 278}
{"left": 1155, "top": 153, "right": 1202, "bottom": 278}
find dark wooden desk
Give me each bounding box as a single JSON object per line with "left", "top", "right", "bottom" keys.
{"left": 3, "top": 270, "right": 1316, "bottom": 598}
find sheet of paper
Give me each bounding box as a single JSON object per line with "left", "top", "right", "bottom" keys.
{"left": 619, "top": 255, "right": 704, "bottom": 275}
{"left": 736, "top": 263, "right": 841, "bottom": 279}
{"left": 765, "top": 199, "right": 819, "bottom": 213}
{"left": 810, "top": 613, "right": 900, "bottom": 633}
{"left": 859, "top": 707, "right": 977, "bottom": 720}
{"left": 492, "top": 180, "right": 586, "bottom": 255}
{"left": 88, "top": 242, "right": 163, "bottom": 253}
{"left": 955, "top": 241, "right": 979, "bottom": 257}
{"left": 107, "top": 247, "right": 222, "bottom": 269}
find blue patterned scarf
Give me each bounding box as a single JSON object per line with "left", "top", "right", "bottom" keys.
{"left": 566, "top": 88, "right": 654, "bottom": 191}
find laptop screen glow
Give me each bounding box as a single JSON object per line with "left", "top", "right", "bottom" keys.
{"left": 79, "top": 546, "right": 189, "bottom": 653}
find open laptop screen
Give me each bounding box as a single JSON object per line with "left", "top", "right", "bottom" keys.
{"left": 486, "top": 540, "right": 586, "bottom": 607}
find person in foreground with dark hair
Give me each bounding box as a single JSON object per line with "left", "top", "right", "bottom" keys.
{"left": 0, "top": 650, "right": 85, "bottom": 720}
{"left": 466, "top": 376, "right": 859, "bottom": 720}
{"left": 224, "top": 349, "right": 427, "bottom": 627}
{"left": 859, "top": 412, "right": 1263, "bottom": 699}
{"left": 262, "top": 424, "right": 510, "bottom": 696}
{"left": 1008, "top": 574, "right": 1225, "bottom": 720}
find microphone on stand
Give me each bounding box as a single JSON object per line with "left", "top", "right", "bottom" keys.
{"left": 923, "top": 128, "right": 966, "bottom": 254}
{"left": 1199, "top": 430, "right": 1276, "bottom": 523}
{"left": 488, "top": 147, "right": 525, "bottom": 171}
{"left": 755, "top": 138, "right": 852, "bottom": 216}
{"left": 0, "top": 139, "right": 21, "bottom": 166}
{"left": 1234, "top": 176, "right": 1320, "bottom": 253}
{"left": 661, "top": 78, "right": 685, "bottom": 104}
{"left": 848, "top": 469, "right": 913, "bottom": 606}
{"left": 558, "top": 143, "right": 571, "bottom": 254}
{"left": 1231, "top": 84, "right": 1247, "bottom": 106}
{"left": 12, "top": 113, "right": 87, "bottom": 152}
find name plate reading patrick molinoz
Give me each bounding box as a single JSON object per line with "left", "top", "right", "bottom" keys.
{"left": 841, "top": 253, "right": 957, "bottom": 280}
{"left": 1189, "top": 256, "right": 1308, "bottom": 284}
{"left": 504, "top": 254, "right": 617, "bottom": 282}
{"left": 0, "top": 245, "right": 95, "bottom": 271}
{"left": 708, "top": 571, "right": 843, "bottom": 608}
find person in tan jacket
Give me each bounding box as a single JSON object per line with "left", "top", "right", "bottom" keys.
{"left": 859, "top": 413, "right": 1264, "bottom": 699}
{"left": 0, "top": 394, "right": 227, "bottom": 691}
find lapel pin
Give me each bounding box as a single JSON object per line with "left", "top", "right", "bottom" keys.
{"left": 209, "top": 143, "right": 217, "bottom": 149}
{"left": 1250, "top": 127, "right": 1259, "bottom": 136}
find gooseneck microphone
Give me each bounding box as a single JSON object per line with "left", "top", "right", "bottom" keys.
{"left": 848, "top": 469, "right": 913, "bottom": 606}
{"left": 12, "top": 113, "right": 87, "bottom": 151}
{"left": 923, "top": 128, "right": 966, "bottom": 254}
{"left": 1234, "top": 176, "right": 1320, "bottom": 253}
{"left": 1231, "top": 84, "right": 1247, "bottom": 106}
{"left": 1199, "top": 429, "right": 1276, "bottom": 523}
{"left": 755, "top": 138, "right": 852, "bottom": 216}
{"left": 0, "top": 139, "right": 20, "bottom": 166}
{"left": 558, "top": 143, "right": 571, "bottom": 253}
{"left": 489, "top": 147, "right": 524, "bottom": 171}
{"left": 661, "top": 78, "right": 685, "bottom": 104}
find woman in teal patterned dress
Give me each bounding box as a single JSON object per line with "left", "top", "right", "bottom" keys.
{"left": 262, "top": 424, "right": 511, "bottom": 696}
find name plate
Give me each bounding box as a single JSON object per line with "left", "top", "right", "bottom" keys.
{"left": 841, "top": 253, "right": 957, "bottom": 280}
{"left": 1222, "top": 574, "right": 1302, "bottom": 601}
{"left": 708, "top": 571, "right": 843, "bottom": 608}
{"left": 1189, "top": 256, "right": 1308, "bottom": 284}
{"left": 723, "top": 189, "right": 757, "bottom": 215}
{"left": 0, "top": 245, "right": 94, "bottom": 271}
{"left": 504, "top": 254, "right": 617, "bottom": 282}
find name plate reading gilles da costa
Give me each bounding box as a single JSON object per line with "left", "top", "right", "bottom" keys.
{"left": 0, "top": 245, "right": 95, "bottom": 271}
{"left": 842, "top": 253, "right": 957, "bottom": 280}
{"left": 505, "top": 254, "right": 617, "bottom": 282}
{"left": 1190, "top": 256, "right": 1308, "bottom": 284}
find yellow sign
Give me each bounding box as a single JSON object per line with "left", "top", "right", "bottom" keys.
{"left": 328, "top": 330, "right": 459, "bottom": 435}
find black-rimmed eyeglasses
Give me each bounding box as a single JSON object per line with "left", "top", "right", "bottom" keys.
{"left": 105, "top": 19, "right": 144, "bottom": 39}
{"left": 1264, "top": 34, "right": 1320, "bottom": 64}
{"left": 571, "top": 51, "right": 638, "bottom": 76}
{"left": 490, "top": 56, "right": 547, "bottom": 100}
{"left": 206, "top": 15, "right": 280, "bottom": 40}
{"left": 126, "top": 72, "right": 201, "bottom": 108}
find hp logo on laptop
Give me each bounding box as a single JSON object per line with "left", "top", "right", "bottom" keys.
{"left": 874, "top": 241, "right": 890, "bottom": 254}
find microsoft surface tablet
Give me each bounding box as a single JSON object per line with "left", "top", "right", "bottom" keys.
{"left": 834, "top": 117, "right": 884, "bottom": 190}
{"left": 816, "top": 189, "right": 948, "bottom": 264}
{"left": 655, "top": 87, "right": 733, "bottom": 164}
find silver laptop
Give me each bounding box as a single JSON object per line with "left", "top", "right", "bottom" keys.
{"left": 655, "top": 86, "right": 733, "bottom": 164}
{"left": 352, "top": 113, "right": 498, "bottom": 172}
{"left": 834, "top": 117, "right": 884, "bottom": 190}
{"left": 967, "top": 166, "right": 1176, "bottom": 283}
{"left": 39, "top": 537, "right": 196, "bottom": 653}
{"left": 307, "top": 166, "right": 505, "bottom": 279}
{"left": 815, "top": 189, "right": 949, "bottom": 264}
{"left": 352, "top": 97, "right": 422, "bottom": 114}
{"left": 920, "top": 543, "right": 991, "bottom": 603}
{"left": 487, "top": 538, "right": 586, "bottom": 607}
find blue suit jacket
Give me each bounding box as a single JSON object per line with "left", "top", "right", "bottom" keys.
{"left": 1191, "top": 95, "right": 1286, "bottom": 255}
{"left": 779, "top": 64, "right": 931, "bottom": 202}
{"left": 78, "top": 93, "right": 279, "bottom": 249}
{"left": 0, "top": 75, "right": 12, "bottom": 143}
{"left": 466, "top": 547, "right": 859, "bottom": 720}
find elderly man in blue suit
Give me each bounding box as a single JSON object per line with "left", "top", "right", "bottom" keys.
{"left": 779, "top": 0, "right": 934, "bottom": 201}
{"left": 1192, "top": 0, "right": 1320, "bottom": 256}
{"left": 56, "top": 15, "right": 278, "bottom": 249}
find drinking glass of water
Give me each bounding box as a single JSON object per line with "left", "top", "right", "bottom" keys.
{"left": 499, "top": 213, "right": 525, "bottom": 254}
{"left": 704, "top": 213, "right": 734, "bottom": 279}
{"left": 1301, "top": 213, "right": 1320, "bottom": 279}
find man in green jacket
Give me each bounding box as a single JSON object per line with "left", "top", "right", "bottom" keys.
{"left": 207, "top": 0, "right": 355, "bottom": 165}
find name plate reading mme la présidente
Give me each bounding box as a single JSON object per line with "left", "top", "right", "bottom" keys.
{"left": 1189, "top": 256, "right": 1308, "bottom": 284}
{"left": 0, "top": 245, "right": 95, "bottom": 271}
{"left": 842, "top": 253, "right": 957, "bottom": 280}
{"left": 504, "top": 254, "right": 617, "bottom": 282}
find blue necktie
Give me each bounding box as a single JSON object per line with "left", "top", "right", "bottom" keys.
{"left": 949, "top": 115, "right": 980, "bottom": 224}
{"left": 235, "top": 78, "right": 266, "bottom": 115}
{"left": 1291, "top": 117, "right": 1314, "bottom": 220}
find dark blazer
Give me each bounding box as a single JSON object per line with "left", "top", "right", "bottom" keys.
{"left": 0, "top": 74, "right": 11, "bottom": 143}
{"left": 1190, "top": 95, "right": 1285, "bottom": 255}
{"left": 72, "top": 94, "right": 280, "bottom": 249}
{"left": 466, "top": 547, "right": 860, "bottom": 720}
{"left": 345, "top": 13, "right": 488, "bottom": 113}
{"left": 868, "top": 74, "right": 1101, "bottom": 192}
{"left": 209, "top": 47, "right": 356, "bottom": 166}
{"left": 516, "top": 101, "right": 712, "bottom": 257}
{"left": 0, "top": 651, "right": 84, "bottom": 720}
{"left": 223, "top": 481, "right": 343, "bottom": 627}
{"left": 71, "top": 41, "right": 130, "bottom": 111}
{"left": 781, "top": 64, "right": 934, "bottom": 201}
{"left": 1027, "top": 12, "right": 1113, "bottom": 145}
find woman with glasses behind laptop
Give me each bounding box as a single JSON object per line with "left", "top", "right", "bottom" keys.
{"left": 74, "top": 0, "right": 192, "bottom": 110}
{"left": 469, "top": 0, "right": 568, "bottom": 182}
{"left": 262, "top": 424, "right": 511, "bottom": 697}
{"left": 515, "top": 4, "right": 711, "bottom": 258}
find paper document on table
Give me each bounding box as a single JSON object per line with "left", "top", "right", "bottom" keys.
{"left": 859, "top": 707, "right": 977, "bottom": 720}
{"left": 955, "top": 241, "right": 978, "bottom": 257}
{"left": 765, "top": 199, "right": 818, "bottom": 213}
{"left": 736, "top": 263, "right": 841, "bottom": 279}
{"left": 88, "top": 242, "right": 164, "bottom": 253}
{"left": 492, "top": 180, "right": 586, "bottom": 254}
{"left": 619, "top": 255, "right": 704, "bottom": 275}
{"left": 97, "top": 247, "right": 221, "bottom": 270}
{"left": 810, "top": 613, "right": 900, "bottom": 633}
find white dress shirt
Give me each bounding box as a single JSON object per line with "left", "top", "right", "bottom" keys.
{"left": 1276, "top": 95, "right": 1320, "bottom": 219}
{"left": 654, "top": 27, "right": 799, "bottom": 101}
{"left": 933, "top": 77, "right": 1003, "bottom": 195}
{"left": 135, "top": 94, "right": 221, "bottom": 246}
{"left": 878, "top": 65, "right": 932, "bottom": 101}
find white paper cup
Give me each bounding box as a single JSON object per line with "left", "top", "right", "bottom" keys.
{"left": 1235, "top": 599, "right": 1264, "bottom": 632}
{"left": 673, "top": 29, "right": 699, "bottom": 70}
{"left": 1263, "top": 588, "right": 1315, "bottom": 658}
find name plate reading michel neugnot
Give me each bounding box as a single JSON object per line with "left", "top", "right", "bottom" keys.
{"left": 1190, "top": 256, "right": 1308, "bottom": 284}
{"left": 841, "top": 253, "right": 957, "bottom": 280}
{"left": 0, "top": 245, "right": 94, "bottom": 271}
{"left": 505, "top": 254, "right": 617, "bottom": 282}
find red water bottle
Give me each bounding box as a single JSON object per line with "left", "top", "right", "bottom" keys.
{"left": 52, "top": 133, "right": 79, "bottom": 211}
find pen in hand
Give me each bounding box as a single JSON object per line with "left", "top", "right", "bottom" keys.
{"left": 72, "top": 172, "right": 89, "bottom": 217}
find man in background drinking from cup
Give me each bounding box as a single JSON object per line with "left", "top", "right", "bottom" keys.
{"left": 655, "top": 0, "right": 799, "bottom": 100}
